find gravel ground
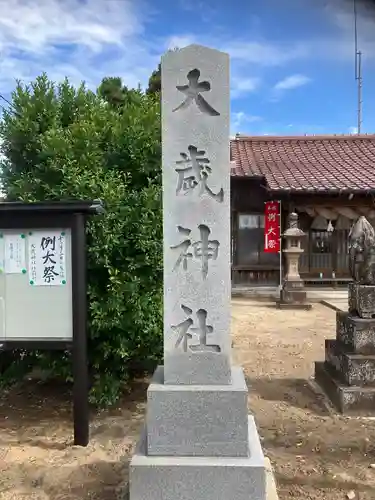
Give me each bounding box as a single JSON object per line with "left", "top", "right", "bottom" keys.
{"left": 0, "top": 299, "right": 374, "bottom": 499}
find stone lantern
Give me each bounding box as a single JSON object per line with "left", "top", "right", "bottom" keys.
{"left": 276, "top": 212, "right": 312, "bottom": 310}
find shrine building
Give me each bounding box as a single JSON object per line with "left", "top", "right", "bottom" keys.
{"left": 230, "top": 134, "right": 375, "bottom": 288}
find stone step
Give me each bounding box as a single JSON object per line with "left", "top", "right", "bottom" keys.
{"left": 130, "top": 416, "right": 266, "bottom": 500}
{"left": 336, "top": 311, "right": 375, "bottom": 355}
{"left": 146, "top": 365, "right": 249, "bottom": 457}
{"left": 315, "top": 361, "right": 375, "bottom": 415}
{"left": 325, "top": 339, "right": 375, "bottom": 386}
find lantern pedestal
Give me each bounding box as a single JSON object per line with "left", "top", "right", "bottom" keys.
{"left": 276, "top": 212, "right": 312, "bottom": 310}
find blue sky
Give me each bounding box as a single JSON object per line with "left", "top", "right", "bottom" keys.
{"left": 1, "top": 0, "right": 375, "bottom": 135}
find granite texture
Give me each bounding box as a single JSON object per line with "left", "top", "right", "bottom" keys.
{"left": 315, "top": 306, "right": 375, "bottom": 414}
{"left": 325, "top": 339, "right": 375, "bottom": 386}
{"left": 315, "top": 361, "right": 375, "bottom": 415}
{"left": 348, "top": 282, "right": 356, "bottom": 315}
{"left": 348, "top": 216, "right": 375, "bottom": 285}
{"left": 161, "top": 45, "right": 231, "bottom": 385}
{"left": 130, "top": 416, "right": 266, "bottom": 500}
{"left": 147, "top": 366, "right": 248, "bottom": 457}
{"left": 336, "top": 311, "right": 375, "bottom": 355}
{"left": 163, "top": 351, "right": 232, "bottom": 386}
{"left": 348, "top": 283, "right": 375, "bottom": 319}
{"left": 128, "top": 44, "right": 269, "bottom": 500}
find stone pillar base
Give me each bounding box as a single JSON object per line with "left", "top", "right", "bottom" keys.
{"left": 146, "top": 366, "right": 248, "bottom": 457}
{"left": 276, "top": 282, "right": 312, "bottom": 310}
{"left": 130, "top": 417, "right": 266, "bottom": 500}
{"left": 128, "top": 365, "right": 271, "bottom": 500}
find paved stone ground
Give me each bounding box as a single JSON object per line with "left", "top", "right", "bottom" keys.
{"left": 0, "top": 299, "right": 374, "bottom": 499}
{"left": 232, "top": 286, "right": 348, "bottom": 304}
{"left": 320, "top": 298, "right": 347, "bottom": 312}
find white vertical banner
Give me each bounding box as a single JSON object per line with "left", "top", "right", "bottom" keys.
{"left": 4, "top": 233, "right": 26, "bottom": 274}
{"left": 28, "top": 230, "right": 67, "bottom": 286}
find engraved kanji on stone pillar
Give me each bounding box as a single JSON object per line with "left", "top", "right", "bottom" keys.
{"left": 162, "top": 45, "right": 231, "bottom": 385}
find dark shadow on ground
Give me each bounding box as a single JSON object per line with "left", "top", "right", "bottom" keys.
{"left": 247, "top": 376, "right": 330, "bottom": 416}
{"left": 0, "top": 378, "right": 148, "bottom": 448}
{"left": 1, "top": 459, "right": 129, "bottom": 500}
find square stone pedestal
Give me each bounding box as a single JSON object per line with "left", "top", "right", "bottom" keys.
{"left": 315, "top": 309, "right": 375, "bottom": 414}
{"left": 130, "top": 417, "right": 266, "bottom": 500}
{"left": 348, "top": 283, "right": 375, "bottom": 319}
{"left": 276, "top": 282, "right": 312, "bottom": 310}
{"left": 147, "top": 366, "right": 249, "bottom": 457}
{"left": 129, "top": 365, "right": 268, "bottom": 500}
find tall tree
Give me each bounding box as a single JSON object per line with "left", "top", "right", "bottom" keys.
{"left": 0, "top": 74, "right": 163, "bottom": 405}
{"left": 146, "top": 63, "right": 161, "bottom": 95}
{"left": 98, "top": 76, "right": 144, "bottom": 110}
{"left": 146, "top": 48, "right": 179, "bottom": 96}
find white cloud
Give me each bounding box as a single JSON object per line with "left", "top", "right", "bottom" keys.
{"left": 317, "top": 0, "right": 375, "bottom": 60}
{"left": 231, "top": 77, "right": 261, "bottom": 98}
{"left": 0, "top": 0, "right": 142, "bottom": 53}
{"left": 0, "top": 0, "right": 160, "bottom": 93}
{"left": 1, "top": 0, "right": 374, "bottom": 110}
{"left": 349, "top": 126, "right": 358, "bottom": 134}
{"left": 178, "top": 0, "right": 216, "bottom": 23}
{"left": 224, "top": 41, "right": 309, "bottom": 66}
{"left": 273, "top": 74, "right": 311, "bottom": 91}
{"left": 165, "top": 35, "right": 196, "bottom": 51}
{"left": 231, "top": 111, "right": 262, "bottom": 134}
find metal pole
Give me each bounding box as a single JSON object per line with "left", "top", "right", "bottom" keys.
{"left": 354, "top": 0, "right": 358, "bottom": 79}
{"left": 357, "top": 50, "right": 362, "bottom": 134}
{"left": 279, "top": 200, "right": 282, "bottom": 292}
{"left": 354, "top": 0, "right": 363, "bottom": 134}
{"left": 71, "top": 212, "right": 89, "bottom": 447}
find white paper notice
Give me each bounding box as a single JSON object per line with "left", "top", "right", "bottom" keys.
{"left": 28, "top": 230, "right": 67, "bottom": 286}
{"left": 4, "top": 233, "right": 26, "bottom": 274}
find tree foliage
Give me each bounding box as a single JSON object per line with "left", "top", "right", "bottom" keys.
{"left": 146, "top": 63, "right": 161, "bottom": 96}
{"left": 0, "top": 74, "right": 163, "bottom": 406}
{"left": 145, "top": 48, "right": 179, "bottom": 96}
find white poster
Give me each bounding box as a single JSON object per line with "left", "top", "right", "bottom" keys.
{"left": 4, "top": 233, "right": 26, "bottom": 274}
{"left": 28, "top": 231, "right": 67, "bottom": 286}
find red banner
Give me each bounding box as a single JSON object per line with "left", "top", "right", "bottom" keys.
{"left": 264, "top": 201, "right": 281, "bottom": 253}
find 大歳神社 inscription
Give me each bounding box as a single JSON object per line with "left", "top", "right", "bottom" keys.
{"left": 129, "top": 45, "right": 268, "bottom": 500}
{"left": 175, "top": 145, "right": 224, "bottom": 202}
{"left": 170, "top": 224, "right": 220, "bottom": 279}
{"left": 172, "top": 68, "right": 220, "bottom": 116}
{"left": 172, "top": 304, "right": 220, "bottom": 353}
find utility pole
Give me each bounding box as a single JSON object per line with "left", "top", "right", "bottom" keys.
{"left": 354, "top": 0, "right": 363, "bottom": 134}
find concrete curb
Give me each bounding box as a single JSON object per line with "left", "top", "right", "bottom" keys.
{"left": 265, "top": 457, "right": 279, "bottom": 500}
{"left": 320, "top": 300, "right": 345, "bottom": 312}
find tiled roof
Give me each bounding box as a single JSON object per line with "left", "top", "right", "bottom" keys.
{"left": 230, "top": 134, "right": 375, "bottom": 192}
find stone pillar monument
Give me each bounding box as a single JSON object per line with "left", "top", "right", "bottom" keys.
{"left": 315, "top": 216, "right": 375, "bottom": 414}
{"left": 129, "top": 45, "right": 267, "bottom": 500}
{"left": 276, "top": 212, "right": 312, "bottom": 310}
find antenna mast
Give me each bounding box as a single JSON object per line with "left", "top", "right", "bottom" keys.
{"left": 354, "top": 0, "right": 363, "bottom": 134}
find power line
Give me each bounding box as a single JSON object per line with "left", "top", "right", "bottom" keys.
{"left": 0, "top": 94, "right": 13, "bottom": 108}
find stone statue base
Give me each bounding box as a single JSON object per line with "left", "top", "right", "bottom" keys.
{"left": 315, "top": 216, "right": 375, "bottom": 413}
{"left": 348, "top": 282, "right": 375, "bottom": 318}
{"left": 276, "top": 281, "right": 312, "bottom": 310}
{"left": 315, "top": 311, "right": 375, "bottom": 415}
